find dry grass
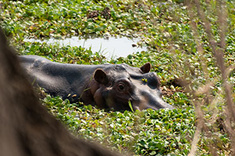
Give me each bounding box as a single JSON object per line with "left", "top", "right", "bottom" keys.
{"left": 186, "top": 0, "right": 235, "bottom": 155}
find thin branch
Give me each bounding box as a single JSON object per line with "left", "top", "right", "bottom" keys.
{"left": 187, "top": 0, "right": 235, "bottom": 155}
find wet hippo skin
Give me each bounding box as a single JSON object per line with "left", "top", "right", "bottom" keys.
{"left": 19, "top": 55, "right": 174, "bottom": 111}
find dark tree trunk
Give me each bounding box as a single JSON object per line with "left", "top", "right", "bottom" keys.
{"left": 0, "top": 28, "right": 123, "bottom": 156}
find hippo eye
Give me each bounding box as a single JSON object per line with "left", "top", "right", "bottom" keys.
{"left": 118, "top": 84, "right": 125, "bottom": 91}
{"left": 115, "top": 80, "right": 130, "bottom": 93}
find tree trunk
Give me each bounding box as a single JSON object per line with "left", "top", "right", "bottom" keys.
{"left": 0, "top": 28, "right": 123, "bottom": 156}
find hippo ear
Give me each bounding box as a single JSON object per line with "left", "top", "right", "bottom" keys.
{"left": 94, "top": 69, "right": 109, "bottom": 85}
{"left": 140, "top": 62, "right": 151, "bottom": 73}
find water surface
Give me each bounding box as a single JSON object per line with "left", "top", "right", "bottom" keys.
{"left": 24, "top": 36, "right": 147, "bottom": 60}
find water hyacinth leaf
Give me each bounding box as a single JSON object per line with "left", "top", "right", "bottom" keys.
{"left": 128, "top": 100, "right": 134, "bottom": 112}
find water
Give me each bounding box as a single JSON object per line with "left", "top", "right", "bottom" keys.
{"left": 24, "top": 36, "right": 147, "bottom": 60}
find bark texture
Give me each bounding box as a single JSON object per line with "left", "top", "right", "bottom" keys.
{"left": 0, "top": 28, "right": 122, "bottom": 156}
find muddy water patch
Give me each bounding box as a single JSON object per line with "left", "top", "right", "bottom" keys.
{"left": 24, "top": 36, "right": 147, "bottom": 60}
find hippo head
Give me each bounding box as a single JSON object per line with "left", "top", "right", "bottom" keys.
{"left": 92, "top": 63, "right": 174, "bottom": 111}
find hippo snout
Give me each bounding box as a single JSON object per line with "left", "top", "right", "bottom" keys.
{"left": 131, "top": 90, "right": 174, "bottom": 111}
{"left": 132, "top": 100, "right": 174, "bottom": 111}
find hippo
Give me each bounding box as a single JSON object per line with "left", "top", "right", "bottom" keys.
{"left": 19, "top": 55, "right": 174, "bottom": 111}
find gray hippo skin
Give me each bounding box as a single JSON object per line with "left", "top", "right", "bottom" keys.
{"left": 19, "top": 55, "right": 174, "bottom": 111}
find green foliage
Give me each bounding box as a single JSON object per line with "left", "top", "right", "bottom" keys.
{"left": 1, "top": 0, "right": 234, "bottom": 155}
{"left": 42, "top": 95, "right": 194, "bottom": 155}
{"left": 19, "top": 41, "right": 107, "bottom": 64}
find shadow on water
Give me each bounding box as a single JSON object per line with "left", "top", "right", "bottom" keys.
{"left": 24, "top": 36, "right": 147, "bottom": 60}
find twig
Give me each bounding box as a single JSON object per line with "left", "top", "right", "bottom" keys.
{"left": 187, "top": 0, "right": 235, "bottom": 155}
